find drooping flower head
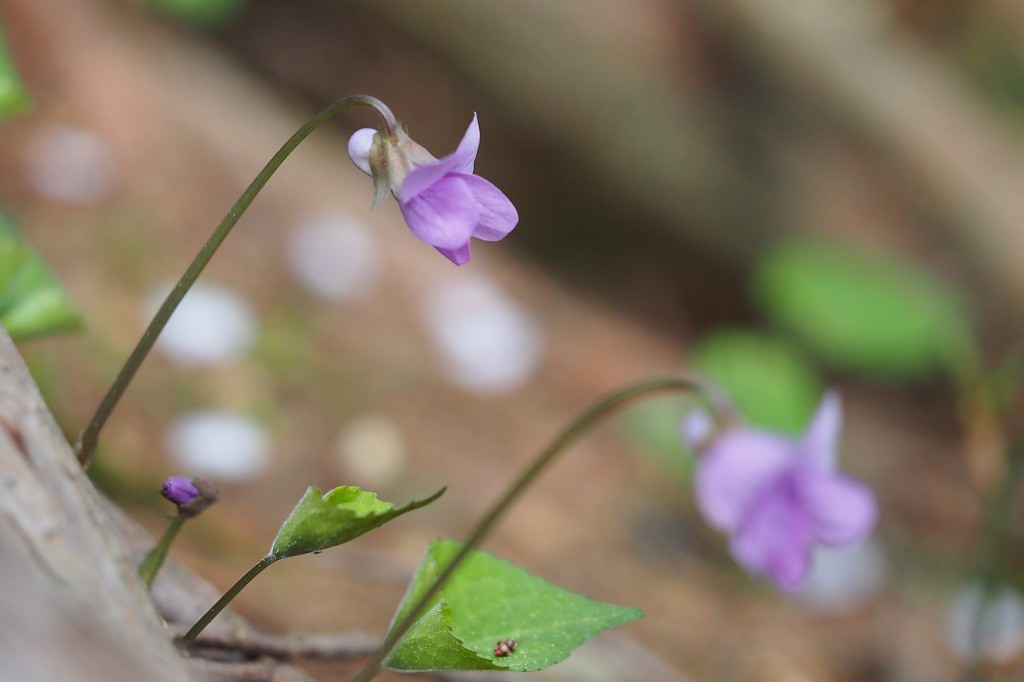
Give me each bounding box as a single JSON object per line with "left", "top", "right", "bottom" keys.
{"left": 348, "top": 115, "right": 518, "bottom": 265}
{"left": 689, "top": 393, "right": 877, "bottom": 591}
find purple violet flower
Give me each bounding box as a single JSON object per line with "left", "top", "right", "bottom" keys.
{"left": 161, "top": 476, "right": 200, "bottom": 506}
{"left": 692, "top": 393, "right": 877, "bottom": 591}
{"left": 348, "top": 114, "right": 518, "bottom": 265}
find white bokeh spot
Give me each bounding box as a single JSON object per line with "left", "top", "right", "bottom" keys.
{"left": 24, "top": 124, "right": 117, "bottom": 204}
{"left": 165, "top": 410, "right": 272, "bottom": 483}
{"left": 420, "top": 276, "right": 544, "bottom": 394}
{"left": 794, "top": 540, "right": 887, "bottom": 614}
{"left": 947, "top": 584, "right": 1024, "bottom": 664}
{"left": 146, "top": 281, "right": 257, "bottom": 366}
{"left": 286, "top": 211, "right": 380, "bottom": 302}
{"left": 334, "top": 413, "right": 406, "bottom": 488}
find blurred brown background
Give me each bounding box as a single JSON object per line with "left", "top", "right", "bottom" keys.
{"left": 2, "top": 0, "right": 1023, "bottom": 679}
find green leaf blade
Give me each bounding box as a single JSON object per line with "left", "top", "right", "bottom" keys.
{"left": 753, "top": 238, "right": 973, "bottom": 378}
{"left": 0, "top": 27, "right": 30, "bottom": 118}
{"left": 0, "top": 215, "right": 81, "bottom": 340}
{"left": 383, "top": 603, "right": 501, "bottom": 672}
{"left": 136, "top": 0, "right": 248, "bottom": 28}
{"left": 693, "top": 329, "right": 822, "bottom": 434}
{"left": 384, "top": 539, "right": 643, "bottom": 672}
{"left": 269, "top": 485, "right": 444, "bottom": 559}
{"left": 621, "top": 394, "right": 696, "bottom": 479}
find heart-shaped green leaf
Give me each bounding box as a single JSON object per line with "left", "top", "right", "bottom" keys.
{"left": 384, "top": 539, "right": 643, "bottom": 672}
{"left": 0, "top": 216, "right": 81, "bottom": 340}
{"left": 270, "top": 486, "right": 444, "bottom": 559}
{"left": 621, "top": 394, "right": 696, "bottom": 478}
{"left": 693, "top": 329, "right": 822, "bottom": 434}
{"left": 384, "top": 602, "right": 502, "bottom": 671}
{"left": 136, "top": 0, "right": 248, "bottom": 28}
{"left": 0, "top": 27, "right": 29, "bottom": 117}
{"left": 753, "top": 239, "right": 973, "bottom": 378}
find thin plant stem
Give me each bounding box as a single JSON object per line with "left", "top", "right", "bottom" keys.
{"left": 138, "top": 514, "right": 187, "bottom": 588}
{"left": 346, "top": 375, "right": 728, "bottom": 682}
{"left": 75, "top": 94, "right": 397, "bottom": 468}
{"left": 959, "top": 435, "right": 1024, "bottom": 681}
{"left": 179, "top": 555, "right": 279, "bottom": 647}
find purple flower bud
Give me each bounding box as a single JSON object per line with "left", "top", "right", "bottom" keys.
{"left": 161, "top": 476, "right": 200, "bottom": 506}
{"left": 160, "top": 476, "right": 219, "bottom": 517}
{"left": 348, "top": 115, "right": 518, "bottom": 265}
{"left": 690, "top": 393, "right": 877, "bottom": 591}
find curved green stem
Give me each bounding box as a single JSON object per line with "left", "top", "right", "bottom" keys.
{"left": 75, "top": 94, "right": 397, "bottom": 468}
{"left": 346, "top": 375, "right": 729, "bottom": 682}
{"left": 179, "top": 555, "right": 279, "bottom": 647}
{"left": 138, "top": 514, "right": 187, "bottom": 588}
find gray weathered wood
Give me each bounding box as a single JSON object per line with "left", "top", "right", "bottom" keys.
{"left": 0, "top": 326, "right": 191, "bottom": 680}
{"left": 0, "top": 324, "right": 326, "bottom": 681}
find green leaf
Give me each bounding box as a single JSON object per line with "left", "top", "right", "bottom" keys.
{"left": 0, "top": 215, "right": 81, "bottom": 340}
{"left": 0, "top": 25, "right": 29, "bottom": 117}
{"left": 385, "top": 602, "right": 502, "bottom": 672}
{"left": 753, "top": 239, "right": 973, "bottom": 378}
{"left": 136, "top": 0, "right": 248, "bottom": 28}
{"left": 384, "top": 539, "right": 643, "bottom": 672}
{"left": 269, "top": 485, "right": 444, "bottom": 559}
{"left": 693, "top": 329, "right": 822, "bottom": 434}
{"left": 620, "top": 394, "right": 696, "bottom": 478}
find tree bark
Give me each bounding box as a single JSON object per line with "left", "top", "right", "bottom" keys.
{"left": 0, "top": 326, "right": 191, "bottom": 680}
{"left": 0, "top": 327, "right": 316, "bottom": 681}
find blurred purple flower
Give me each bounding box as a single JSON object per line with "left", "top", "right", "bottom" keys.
{"left": 693, "top": 393, "right": 877, "bottom": 591}
{"left": 348, "top": 115, "right": 518, "bottom": 265}
{"left": 161, "top": 476, "right": 200, "bottom": 506}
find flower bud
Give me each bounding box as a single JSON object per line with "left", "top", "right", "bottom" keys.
{"left": 161, "top": 476, "right": 219, "bottom": 518}
{"left": 679, "top": 407, "right": 714, "bottom": 451}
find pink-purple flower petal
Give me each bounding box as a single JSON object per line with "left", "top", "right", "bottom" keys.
{"left": 400, "top": 175, "right": 481, "bottom": 249}
{"left": 450, "top": 113, "right": 480, "bottom": 174}
{"left": 695, "top": 431, "right": 798, "bottom": 532}
{"left": 399, "top": 116, "right": 480, "bottom": 201}
{"left": 460, "top": 174, "right": 519, "bottom": 241}
{"left": 436, "top": 243, "right": 472, "bottom": 265}
{"left": 801, "top": 391, "right": 842, "bottom": 469}
{"left": 730, "top": 479, "right": 814, "bottom": 590}
{"left": 800, "top": 471, "right": 878, "bottom": 545}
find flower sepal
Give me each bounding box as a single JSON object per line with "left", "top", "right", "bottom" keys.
{"left": 350, "top": 126, "right": 437, "bottom": 209}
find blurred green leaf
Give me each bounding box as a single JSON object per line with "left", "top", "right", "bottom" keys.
{"left": 270, "top": 485, "right": 444, "bottom": 559}
{"left": 693, "top": 329, "right": 822, "bottom": 434}
{"left": 384, "top": 539, "right": 643, "bottom": 672}
{"left": 621, "top": 395, "right": 695, "bottom": 479}
{"left": 0, "top": 25, "right": 29, "bottom": 117}
{"left": 0, "top": 215, "right": 81, "bottom": 340}
{"left": 753, "top": 239, "right": 972, "bottom": 379}
{"left": 136, "top": 0, "right": 248, "bottom": 28}
{"left": 964, "top": 22, "right": 1024, "bottom": 118}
